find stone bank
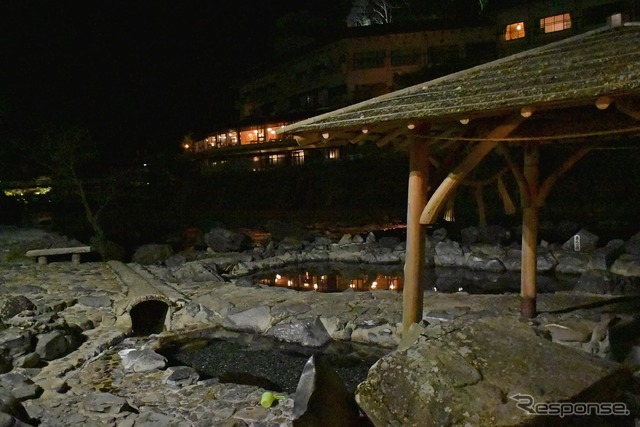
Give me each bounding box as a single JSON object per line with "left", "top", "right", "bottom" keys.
{"left": 1, "top": 226, "right": 640, "bottom": 426}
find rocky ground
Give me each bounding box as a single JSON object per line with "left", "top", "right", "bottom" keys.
{"left": 1, "top": 225, "right": 640, "bottom": 426}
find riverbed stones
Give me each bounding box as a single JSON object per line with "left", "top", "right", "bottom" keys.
{"left": 2, "top": 226, "right": 640, "bottom": 425}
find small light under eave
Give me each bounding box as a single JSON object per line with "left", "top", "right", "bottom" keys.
{"left": 322, "top": 132, "right": 330, "bottom": 139}
{"left": 407, "top": 123, "right": 416, "bottom": 130}
{"left": 596, "top": 96, "right": 612, "bottom": 110}
{"left": 361, "top": 127, "right": 369, "bottom": 134}
{"left": 520, "top": 107, "right": 534, "bottom": 118}
{"left": 459, "top": 118, "right": 470, "bottom": 125}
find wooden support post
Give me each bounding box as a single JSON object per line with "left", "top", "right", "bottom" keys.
{"left": 520, "top": 144, "right": 540, "bottom": 318}
{"left": 403, "top": 140, "right": 429, "bottom": 335}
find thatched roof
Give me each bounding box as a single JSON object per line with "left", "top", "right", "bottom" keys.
{"left": 279, "top": 22, "right": 640, "bottom": 144}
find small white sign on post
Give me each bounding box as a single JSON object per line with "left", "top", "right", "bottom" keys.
{"left": 573, "top": 234, "right": 581, "bottom": 252}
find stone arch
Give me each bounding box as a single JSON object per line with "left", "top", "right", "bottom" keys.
{"left": 114, "top": 294, "right": 175, "bottom": 336}
{"left": 130, "top": 299, "right": 170, "bottom": 336}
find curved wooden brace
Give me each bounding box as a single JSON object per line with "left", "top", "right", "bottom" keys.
{"left": 419, "top": 116, "right": 525, "bottom": 224}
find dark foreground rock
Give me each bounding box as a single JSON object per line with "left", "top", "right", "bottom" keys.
{"left": 356, "top": 315, "right": 633, "bottom": 426}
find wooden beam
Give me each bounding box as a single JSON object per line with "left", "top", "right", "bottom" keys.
{"left": 419, "top": 115, "right": 525, "bottom": 224}
{"left": 537, "top": 144, "right": 594, "bottom": 204}
{"left": 616, "top": 97, "right": 640, "bottom": 121}
{"left": 376, "top": 127, "right": 407, "bottom": 147}
{"left": 473, "top": 185, "right": 487, "bottom": 227}
{"left": 402, "top": 139, "right": 430, "bottom": 335}
{"left": 520, "top": 143, "right": 540, "bottom": 318}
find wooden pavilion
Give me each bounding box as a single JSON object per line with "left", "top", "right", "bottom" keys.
{"left": 278, "top": 19, "right": 640, "bottom": 334}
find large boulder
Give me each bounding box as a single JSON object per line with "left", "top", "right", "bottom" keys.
{"left": 355, "top": 316, "right": 631, "bottom": 426}
{"left": 204, "top": 227, "right": 252, "bottom": 253}
{"left": 131, "top": 244, "right": 173, "bottom": 265}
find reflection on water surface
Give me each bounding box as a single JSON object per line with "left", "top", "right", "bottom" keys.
{"left": 250, "top": 262, "right": 575, "bottom": 294}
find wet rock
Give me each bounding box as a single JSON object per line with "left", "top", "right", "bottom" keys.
{"left": 0, "top": 355, "right": 10, "bottom": 374}
{"left": 35, "top": 330, "right": 71, "bottom": 361}
{"left": 119, "top": 348, "right": 167, "bottom": 372}
{"left": 0, "top": 388, "right": 34, "bottom": 425}
{"left": 204, "top": 228, "right": 252, "bottom": 253}
{"left": 0, "top": 296, "right": 36, "bottom": 320}
{"left": 624, "top": 232, "right": 640, "bottom": 256}
{"left": 377, "top": 236, "right": 401, "bottom": 249}
{"left": 590, "top": 239, "right": 625, "bottom": 270}
{"left": 172, "top": 303, "right": 220, "bottom": 330}
{"left": 0, "top": 328, "right": 34, "bottom": 359}
{"left": 171, "top": 260, "right": 225, "bottom": 282}
{"left": 319, "top": 317, "right": 352, "bottom": 341}
{"left": 554, "top": 250, "right": 590, "bottom": 274}
{"left": 562, "top": 228, "right": 599, "bottom": 253}
{"left": 11, "top": 353, "right": 40, "bottom": 369}
{"left": 360, "top": 248, "right": 400, "bottom": 264}
{"left": 0, "top": 412, "right": 35, "bottom": 427}
{"left": 132, "top": 244, "right": 173, "bottom": 265}
{"left": 575, "top": 271, "right": 640, "bottom": 295}
{"left": 164, "top": 253, "right": 187, "bottom": 269}
{"left": 119, "top": 408, "right": 177, "bottom": 427}
{"left": 164, "top": 366, "right": 199, "bottom": 387}
{"left": 225, "top": 306, "right": 273, "bottom": 333}
{"left": 501, "top": 247, "right": 558, "bottom": 273}
{"left": 433, "top": 240, "right": 465, "bottom": 267}
{"left": 276, "top": 237, "right": 304, "bottom": 254}
{"left": 81, "top": 391, "right": 137, "bottom": 414}
{"left": 355, "top": 316, "right": 630, "bottom": 427}
{"left": 0, "top": 373, "right": 42, "bottom": 401}
{"left": 351, "top": 322, "right": 398, "bottom": 348}
{"left": 611, "top": 254, "right": 640, "bottom": 277}
{"left": 542, "top": 320, "right": 596, "bottom": 344}
{"left": 77, "top": 295, "right": 112, "bottom": 308}
{"left": 337, "top": 234, "right": 352, "bottom": 246}
{"left": 464, "top": 253, "right": 505, "bottom": 273}
{"left": 267, "top": 317, "right": 331, "bottom": 348}
{"left": 292, "top": 355, "right": 361, "bottom": 427}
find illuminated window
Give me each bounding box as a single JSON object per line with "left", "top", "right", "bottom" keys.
{"left": 268, "top": 154, "right": 285, "bottom": 166}
{"left": 327, "top": 148, "right": 340, "bottom": 160}
{"left": 291, "top": 150, "right": 305, "bottom": 166}
{"left": 540, "top": 13, "right": 571, "bottom": 33}
{"left": 505, "top": 22, "right": 526, "bottom": 41}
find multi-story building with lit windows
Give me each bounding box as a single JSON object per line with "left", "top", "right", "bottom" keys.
{"left": 185, "top": 0, "right": 636, "bottom": 170}
{"left": 497, "top": 0, "right": 636, "bottom": 56}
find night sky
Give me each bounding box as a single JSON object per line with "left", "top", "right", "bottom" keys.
{"left": 0, "top": 1, "right": 325, "bottom": 153}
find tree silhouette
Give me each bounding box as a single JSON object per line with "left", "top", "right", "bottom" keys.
{"left": 29, "top": 126, "right": 116, "bottom": 259}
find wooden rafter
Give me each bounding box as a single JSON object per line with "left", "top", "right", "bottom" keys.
{"left": 616, "top": 97, "right": 640, "bottom": 121}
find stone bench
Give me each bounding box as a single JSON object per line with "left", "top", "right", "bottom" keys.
{"left": 25, "top": 246, "right": 92, "bottom": 265}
